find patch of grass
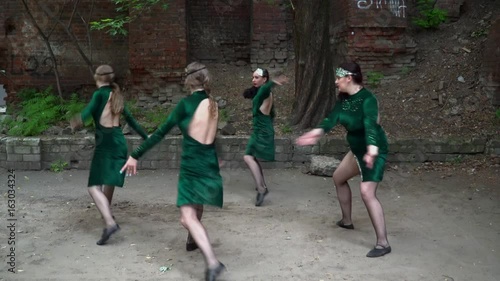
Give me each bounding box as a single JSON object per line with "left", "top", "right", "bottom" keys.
{"left": 219, "top": 108, "right": 229, "bottom": 122}
{"left": 366, "top": 71, "right": 384, "bottom": 87}
{"left": 144, "top": 106, "right": 170, "bottom": 134}
{"left": 50, "top": 160, "right": 68, "bottom": 172}
{"left": 281, "top": 124, "right": 293, "bottom": 134}
{"left": 471, "top": 28, "right": 488, "bottom": 38}
{"left": 451, "top": 155, "right": 463, "bottom": 164}
{"left": 400, "top": 66, "right": 411, "bottom": 76}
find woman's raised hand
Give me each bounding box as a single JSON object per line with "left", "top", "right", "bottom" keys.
{"left": 273, "top": 75, "right": 289, "bottom": 86}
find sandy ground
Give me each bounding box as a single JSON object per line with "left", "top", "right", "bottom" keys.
{"left": 0, "top": 166, "right": 499, "bottom": 281}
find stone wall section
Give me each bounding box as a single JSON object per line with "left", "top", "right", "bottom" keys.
{"left": 1, "top": 136, "right": 498, "bottom": 171}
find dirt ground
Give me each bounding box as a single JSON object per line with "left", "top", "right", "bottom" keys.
{"left": 0, "top": 164, "right": 498, "bottom": 281}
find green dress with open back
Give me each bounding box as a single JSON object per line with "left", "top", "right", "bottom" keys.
{"left": 245, "top": 81, "right": 276, "bottom": 161}
{"left": 81, "top": 85, "right": 148, "bottom": 187}
{"left": 131, "top": 91, "right": 223, "bottom": 208}
{"left": 318, "top": 88, "right": 388, "bottom": 182}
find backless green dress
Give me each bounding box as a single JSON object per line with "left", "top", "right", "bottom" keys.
{"left": 318, "top": 88, "right": 388, "bottom": 182}
{"left": 245, "top": 81, "right": 276, "bottom": 161}
{"left": 131, "top": 91, "right": 223, "bottom": 208}
{"left": 81, "top": 86, "right": 148, "bottom": 187}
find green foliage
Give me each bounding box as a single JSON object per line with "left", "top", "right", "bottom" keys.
{"left": 400, "top": 66, "right": 411, "bottom": 76}
{"left": 218, "top": 108, "right": 229, "bottom": 122}
{"left": 144, "top": 106, "right": 169, "bottom": 133}
{"left": 90, "top": 0, "right": 169, "bottom": 36}
{"left": 450, "top": 155, "right": 463, "bottom": 164}
{"left": 413, "top": 0, "right": 448, "bottom": 29}
{"left": 4, "top": 87, "right": 88, "bottom": 136}
{"left": 471, "top": 28, "right": 488, "bottom": 38}
{"left": 281, "top": 124, "right": 293, "bottom": 134}
{"left": 50, "top": 160, "right": 68, "bottom": 173}
{"left": 496, "top": 109, "right": 500, "bottom": 119}
{"left": 366, "top": 71, "right": 384, "bottom": 87}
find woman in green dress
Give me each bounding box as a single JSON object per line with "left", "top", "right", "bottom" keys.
{"left": 296, "top": 62, "right": 391, "bottom": 258}
{"left": 243, "top": 68, "right": 288, "bottom": 206}
{"left": 120, "top": 62, "right": 225, "bottom": 281}
{"left": 71, "top": 65, "right": 148, "bottom": 245}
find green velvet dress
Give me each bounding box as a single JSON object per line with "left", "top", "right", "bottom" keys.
{"left": 131, "top": 91, "right": 223, "bottom": 208}
{"left": 318, "top": 88, "right": 388, "bottom": 182}
{"left": 81, "top": 86, "right": 148, "bottom": 187}
{"left": 245, "top": 81, "right": 276, "bottom": 161}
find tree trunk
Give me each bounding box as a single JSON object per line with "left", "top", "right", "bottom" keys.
{"left": 291, "top": 0, "right": 336, "bottom": 129}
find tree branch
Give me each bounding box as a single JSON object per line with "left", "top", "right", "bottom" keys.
{"left": 20, "top": 0, "right": 63, "bottom": 98}
{"left": 38, "top": 2, "right": 94, "bottom": 75}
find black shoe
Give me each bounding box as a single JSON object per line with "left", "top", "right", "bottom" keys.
{"left": 336, "top": 220, "right": 354, "bottom": 230}
{"left": 186, "top": 234, "right": 199, "bottom": 251}
{"left": 366, "top": 245, "right": 391, "bottom": 257}
{"left": 205, "top": 262, "right": 226, "bottom": 281}
{"left": 255, "top": 188, "right": 269, "bottom": 207}
{"left": 96, "top": 224, "right": 120, "bottom": 245}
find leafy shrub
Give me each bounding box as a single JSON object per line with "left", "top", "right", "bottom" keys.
{"left": 413, "top": 0, "right": 448, "bottom": 29}
{"left": 3, "top": 87, "right": 89, "bottom": 136}
{"left": 366, "top": 71, "right": 384, "bottom": 87}
{"left": 50, "top": 160, "right": 68, "bottom": 172}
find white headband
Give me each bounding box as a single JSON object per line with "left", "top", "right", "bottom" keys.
{"left": 255, "top": 68, "right": 264, "bottom": 77}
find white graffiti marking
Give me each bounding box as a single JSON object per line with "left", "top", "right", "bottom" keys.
{"left": 355, "top": 0, "right": 407, "bottom": 18}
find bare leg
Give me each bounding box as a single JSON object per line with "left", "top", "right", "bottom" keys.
{"left": 243, "top": 155, "right": 267, "bottom": 193}
{"left": 332, "top": 151, "right": 360, "bottom": 225}
{"left": 102, "top": 185, "right": 115, "bottom": 205}
{"left": 180, "top": 205, "right": 219, "bottom": 268}
{"left": 187, "top": 205, "right": 204, "bottom": 244}
{"left": 360, "top": 182, "right": 389, "bottom": 247}
{"left": 88, "top": 186, "right": 116, "bottom": 228}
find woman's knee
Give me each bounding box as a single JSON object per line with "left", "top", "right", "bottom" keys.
{"left": 243, "top": 155, "right": 253, "bottom": 163}
{"left": 360, "top": 184, "right": 377, "bottom": 202}
{"left": 332, "top": 171, "right": 347, "bottom": 187}
{"left": 179, "top": 207, "right": 197, "bottom": 228}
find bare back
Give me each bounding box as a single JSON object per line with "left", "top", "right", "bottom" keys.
{"left": 259, "top": 92, "right": 273, "bottom": 115}
{"left": 99, "top": 92, "right": 120, "bottom": 127}
{"left": 188, "top": 98, "right": 218, "bottom": 144}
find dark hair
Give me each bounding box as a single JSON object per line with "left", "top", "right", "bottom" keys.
{"left": 242, "top": 68, "right": 270, "bottom": 99}
{"left": 259, "top": 68, "right": 270, "bottom": 81}
{"left": 337, "top": 62, "right": 363, "bottom": 100}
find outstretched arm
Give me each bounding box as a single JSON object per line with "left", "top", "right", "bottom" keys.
{"left": 122, "top": 106, "right": 148, "bottom": 140}
{"left": 120, "top": 100, "right": 186, "bottom": 175}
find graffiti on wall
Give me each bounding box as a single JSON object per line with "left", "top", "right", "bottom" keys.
{"left": 10, "top": 54, "right": 57, "bottom": 77}
{"left": 355, "top": 0, "right": 407, "bottom": 18}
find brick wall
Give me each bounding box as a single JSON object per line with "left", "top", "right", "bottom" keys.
{"left": 0, "top": 0, "right": 128, "bottom": 102}
{"left": 127, "top": 0, "right": 187, "bottom": 107}
{"left": 435, "top": 0, "right": 465, "bottom": 20}
{"left": 332, "top": 0, "right": 416, "bottom": 74}
{"left": 187, "top": 0, "right": 251, "bottom": 63}
{"left": 481, "top": 14, "right": 500, "bottom": 106}
{"left": 251, "top": 1, "right": 291, "bottom": 69}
